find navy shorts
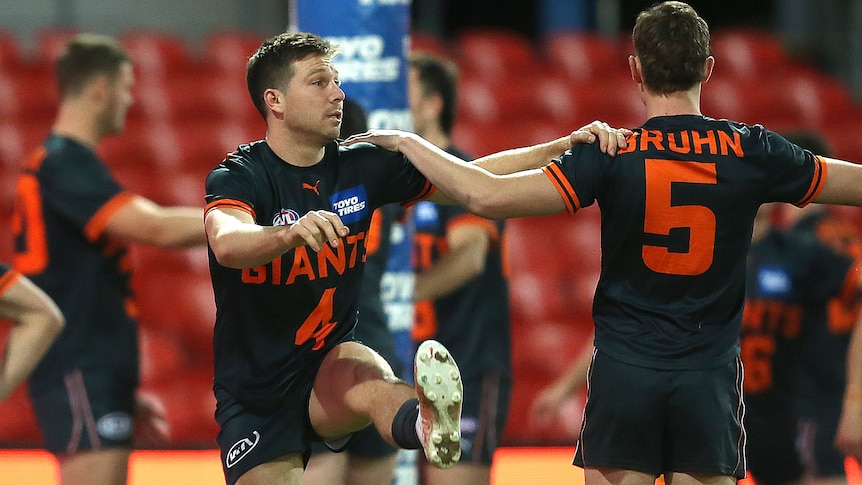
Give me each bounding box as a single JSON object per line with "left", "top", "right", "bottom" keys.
{"left": 745, "top": 395, "right": 804, "bottom": 484}
{"left": 29, "top": 369, "right": 136, "bottom": 454}
{"left": 458, "top": 370, "right": 512, "bottom": 465}
{"left": 574, "top": 351, "right": 746, "bottom": 478}
{"left": 215, "top": 385, "right": 321, "bottom": 485}
{"left": 798, "top": 396, "right": 847, "bottom": 479}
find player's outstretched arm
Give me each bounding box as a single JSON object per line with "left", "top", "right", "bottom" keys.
{"left": 0, "top": 273, "right": 64, "bottom": 402}
{"left": 205, "top": 207, "right": 349, "bottom": 269}
{"left": 471, "top": 120, "right": 630, "bottom": 175}
{"left": 343, "top": 131, "right": 566, "bottom": 219}
{"left": 815, "top": 158, "right": 862, "bottom": 207}
{"left": 105, "top": 196, "right": 207, "bottom": 248}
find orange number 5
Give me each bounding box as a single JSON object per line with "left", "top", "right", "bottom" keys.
{"left": 643, "top": 158, "right": 717, "bottom": 276}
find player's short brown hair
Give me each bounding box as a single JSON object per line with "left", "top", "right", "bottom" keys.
{"left": 55, "top": 33, "right": 129, "bottom": 99}
{"left": 246, "top": 32, "right": 340, "bottom": 119}
{"left": 633, "top": 1, "right": 710, "bottom": 95}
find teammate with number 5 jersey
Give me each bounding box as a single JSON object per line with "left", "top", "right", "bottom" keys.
{"left": 343, "top": 3, "right": 862, "bottom": 485}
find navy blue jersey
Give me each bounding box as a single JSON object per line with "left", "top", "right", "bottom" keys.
{"left": 204, "top": 140, "right": 431, "bottom": 409}
{"left": 354, "top": 204, "right": 402, "bottom": 376}
{"left": 11, "top": 135, "right": 139, "bottom": 394}
{"left": 0, "top": 262, "right": 21, "bottom": 297}
{"left": 742, "top": 228, "right": 854, "bottom": 411}
{"left": 793, "top": 211, "right": 862, "bottom": 397}
{"left": 543, "top": 116, "right": 827, "bottom": 369}
{"left": 413, "top": 145, "right": 511, "bottom": 381}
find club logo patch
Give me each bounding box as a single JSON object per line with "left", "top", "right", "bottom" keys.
{"left": 412, "top": 201, "right": 439, "bottom": 228}
{"left": 226, "top": 430, "right": 260, "bottom": 469}
{"left": 272, "top": 208, "right": 300, "bottom": 226}
{"left": 330, "top": 186, "right": 368, "bottom": 224}
{"left": 757, "top": 266, "right": 791, "bottom": 297}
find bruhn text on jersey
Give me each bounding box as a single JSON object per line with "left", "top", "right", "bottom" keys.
{"left": 618, "top": 129, "right": 745, "bottom": 157}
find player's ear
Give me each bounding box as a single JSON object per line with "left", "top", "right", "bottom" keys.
{"left": 264, "top": 88, "right": 284, "bottom": 117}
{"left": 629, "top": 55, "right": 643, "bottom": 85}
{"left": 702, "top": 56, "right": 715, "bottom": 84}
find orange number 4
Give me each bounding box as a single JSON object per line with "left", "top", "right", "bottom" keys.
{"left": 295, "top": 287, "right": 338, "bottom": 350}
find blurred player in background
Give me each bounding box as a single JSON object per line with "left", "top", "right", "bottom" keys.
{"left": 304, "top": 98, "right": 414, "bottom": 485}
{"left": 742, "top": 201, "right": 862, "bottom": 485}
{"left": 782, "top": 132, "right": 862, "bottom": 484}
{"left": 408, "top": 51, "right": 512, "bottom": 485}
{"left": 11, "top": 33, "right": 207, "bottom": 485}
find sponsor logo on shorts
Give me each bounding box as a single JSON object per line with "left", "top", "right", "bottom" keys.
{"left": 226, "top": 430, "right": 260, "bottom": 469}
{"left": 97, "top": 412, "right": 133, "bottom": 441}
{"left": 272, "top": 209, "right": 300, "bottom": 227}
{"left": 330, "top": 186, "right": 368, "bottom": 224}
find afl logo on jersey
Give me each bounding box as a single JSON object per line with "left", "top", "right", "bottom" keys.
{"left": 330, "top": 185, "right": 369, "bottom": 224}
{"left": 272, "top": 208, "right": 300, "bottom": 226}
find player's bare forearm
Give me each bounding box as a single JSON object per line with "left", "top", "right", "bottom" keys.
{"left": 473, "top": 137, "right": 571, "bottom": 174}
{"left": 206, "top": 209, "right": 348, "bottom": 269}
{"left": 815, "top": 158, "right": 862, "bottom": 206}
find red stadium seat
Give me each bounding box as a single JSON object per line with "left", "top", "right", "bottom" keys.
{"left": 139, "top": 370, "right": 218, "bottom": 446}
{"left": 139, "top": 326, "right": 186, "bottom": 386}
{"left": 455, "top": 28, "right": 545, "bottom": 80}
{"left": 410, "top": 31, "right": 452, "bottom": 59}
{"left": 0, "top": 30, "right": 23, "bottom": 72}
{"left": 0, "top": 121, "right": 51, "bottom": 171}
{"left": 543, "top": 32, "right": 629, "bottom": 82}
{"left": 35, "top": 28, "right": 80, "bottom": 65}
{"left": 0, "top": 382, "right": 41, "bottom": 446}
{"left": 204, "top": 30, "right": 265, "bottom": 79}
{"left": 0, "top": 67, "right": 58, "bottom": 125}
{"left": 120, "top": 30, "right": 193, "bottom": 79}
{"left": 133, "top": 268, "right": 215, "bottom": 361}
{"left": 0, "top": 320, "right": 42, "bottom": 446}
{"left": 710, "top": 29, "right": 791, "bottom": 80}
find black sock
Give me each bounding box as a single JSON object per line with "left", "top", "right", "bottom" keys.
{"left": 391, "top": 398, "right": 421, "bottom": 449}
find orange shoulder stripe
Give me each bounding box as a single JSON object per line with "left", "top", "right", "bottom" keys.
{"left": 402, "top": 181, "right": 436, "bottom": 208}
{"left": 796, "top": 156, "right": 827, "bottom": 207}
{"left": 542, "top": 163, "right": 581, "bottom": 214}
{"left": 204, "top": 199, "right": 256, "bottom": 219}
{"left": 84, "top": 192, "right": 137, "bottom": 243}
{"left": 0, "top": 270, "right": 22, "bottom": 298}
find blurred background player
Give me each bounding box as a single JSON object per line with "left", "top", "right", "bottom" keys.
{"left": 11, "top": 33, "right": 207, "bottom": 485}
{"left": 304, "top": 98, "right": 416, "bottom": 485}
{"left": 0, "top": 261, "right": 64, "bottom": 403}
{"left": 408, "top": 50, "right": 513, "bottom": 485}
{"left": 782, "top": 132, "right": 862, "bottom": 485}
{"left": 742, "top": 201, "right": 862, "bottom": 485}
